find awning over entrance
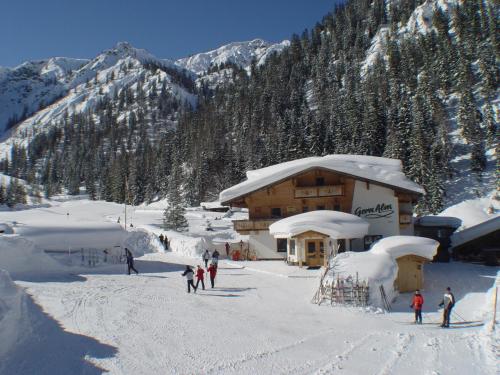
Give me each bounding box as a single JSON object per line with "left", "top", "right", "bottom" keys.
{"left": 269, "top": 210, "right": 370, "bottom": 239}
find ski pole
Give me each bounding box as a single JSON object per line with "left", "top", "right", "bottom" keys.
{"left": 422, "top": 312, "right": 435, "bottom": 323}
{"left": 452, "top": 310, "right": 466, "bottom": 322}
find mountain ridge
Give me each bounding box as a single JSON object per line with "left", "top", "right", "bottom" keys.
{"left": 0, "top": 39, "right": 289, "bottom": 137}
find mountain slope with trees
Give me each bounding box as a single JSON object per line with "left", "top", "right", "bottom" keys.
{"left": 2, "top": 0, "right": 498, "bottom": 214}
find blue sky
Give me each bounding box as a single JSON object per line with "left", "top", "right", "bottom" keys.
{"left": 0, "top": 0, "right": 341, "bottom": 67}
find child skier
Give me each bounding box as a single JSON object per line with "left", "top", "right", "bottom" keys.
{"left": 182, "top": 265, "right": 196, "bottom": 293}
{"left": 410, "top": 290, "right": 424, "bottom": 324}
{"left": 125, "top": 248, "right": 139, "bottom": 275}
{"left": 207, "top": 263, "right": 217, "bottom": 288}
{"left": 195, "top": 265, "right": 205, "bottom": 290}
{"left": 439, "top": 287, "right": 455, "bottom": 328}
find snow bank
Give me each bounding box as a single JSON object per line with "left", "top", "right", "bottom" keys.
{"left": 330, "top": 251, "right": 397, "bottom": 307}
{"left": 327, "top": 236, "right": 439, "bottom": 308}
{"left": 0, "top": 223, "right": 14, "bottom": 234}
{"left": 220, "top": 154, "right": 424, "bottom": 204}
{"left": 167, "top": 234, "right": 210, "bottom": 258}
{"left": 122, "top": 229, "right": 165, "bottom": 257}
{"left": 269, "top": 211, "right": 369, "bottom": 239}
{"left": 0, "top": 235, "right": 61, "bottom": 276}
{"left": 0, "top": 270, "right": 24, "bottom": 359}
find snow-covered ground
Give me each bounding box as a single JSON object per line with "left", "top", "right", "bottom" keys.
{"left": 0, "top": 198, "right": 498, "bottom": 374}
{"left": 2, "top": 252, "right": 498, "bottom": 375}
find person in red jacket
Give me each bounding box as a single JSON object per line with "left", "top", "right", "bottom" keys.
{"left": 195, "top": 265, "right": 205, "bottom": 290}
{"left": 410, "top": 290, "right": 424, "bottom": 324}
{"left": 207, "top": 263, "right": 217, "bottom": 288}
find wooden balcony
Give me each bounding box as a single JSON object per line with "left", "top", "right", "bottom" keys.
{"left": 294, "top": 185, "right": 344, "bottom": 198}
{"left": 233, "top": 219, "right": 278, "bottom": 233}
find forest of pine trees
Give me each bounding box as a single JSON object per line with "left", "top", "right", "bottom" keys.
{"left": 2, "top": 0, "right": 498, "bottom": 215}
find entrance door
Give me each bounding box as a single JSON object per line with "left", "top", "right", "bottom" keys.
{"left": 306, "top": 240, "right": 324, "bottom": 267}
{"left": 396, "top": 256, "right": 422, "bottom": 292}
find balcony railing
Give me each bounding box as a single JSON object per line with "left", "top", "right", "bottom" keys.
{"left": 233, "top": 219, "right": 278, "bottom": 232}
{"left": 294, "top": 184, "right": 344, "bottom": 198}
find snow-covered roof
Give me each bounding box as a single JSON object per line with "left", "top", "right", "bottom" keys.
{"left": 269, "top": 211, "right": 370, "bottom": 239}
{"left": 415, "top": 216, "right": 462, "bottom": 228}
{"left": 220, "top": 155, "right": 424, "bottom": 204}
{"left": 200, "top": 201, "right": 228, "bottom": 210}
{"left": 370, "top": 236, "right": 439, "bottom": 260}
{"left": 451, "top": 216, "right": 500, "bottom": 248}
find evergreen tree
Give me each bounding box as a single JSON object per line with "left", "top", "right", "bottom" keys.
{"left": 163, "top": 157, "right": 188, "bottom": 232}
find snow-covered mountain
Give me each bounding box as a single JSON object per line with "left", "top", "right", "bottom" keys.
{"left": 176, "top": 39, "right": 290, "bottom": 75}
{"left": 0, "top": 42, "right": 200, "bottom": 153}
{"left": 0, "top": 39, "right": 289, "bottom": 146}
{"left": 0, "top": 57, "right": 89, "bottom": 135}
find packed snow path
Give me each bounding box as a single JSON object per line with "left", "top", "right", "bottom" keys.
{"left": 11, "top": 254, "right": 498, "bottom": 375}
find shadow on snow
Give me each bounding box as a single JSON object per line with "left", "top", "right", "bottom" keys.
{"left": 1, "top": 294, "right": 117, "bottom": 375}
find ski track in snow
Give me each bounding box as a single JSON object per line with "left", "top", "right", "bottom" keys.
{"left": 13, "top": 253, "right": 497, "bottom": 375}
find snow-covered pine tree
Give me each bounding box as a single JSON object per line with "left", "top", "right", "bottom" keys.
{"left": 0, "top": 184, "right": 5, "bottom": 205}
{"left": 163, "top": 158, "right": 188, "bottom": 232}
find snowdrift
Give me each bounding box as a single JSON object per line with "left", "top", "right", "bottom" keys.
{"left": 167, "top": 234, "right": 211, "bottom": 258}
{"left": 327, "top": 236, "right": 439, "bottom": 308}
{"left": 0, "top": 235, "right": 61, "bottom": 276}
{"left": 123, "top": 229, "right": 165, "bottom": 257}
{"left": 0, "top": 270, "right": 25, "bottom": 360}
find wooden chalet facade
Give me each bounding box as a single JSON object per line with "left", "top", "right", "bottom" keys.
{"left": 219, "top": 156, "right": 423, "bottom": 263}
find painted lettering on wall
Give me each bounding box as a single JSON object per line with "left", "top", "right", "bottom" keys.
{"left": 354, "top": 203, "right": 394, "bottom": 219}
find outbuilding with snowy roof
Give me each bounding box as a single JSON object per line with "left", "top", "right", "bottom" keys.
{"left": 451, "top": 215, "right": 500, "bottom": 266}
{"left": 323, "top": 236, "right": 439, "bottom": 307}
{"left": 269, "top": 211, "right": 370, "bottom": 267}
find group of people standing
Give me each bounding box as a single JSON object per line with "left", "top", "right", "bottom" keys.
{"left": 181, "top": 249, "right": 222, "bottom": 293}
{"left": 410, "top": 287, "right": 455, "bottom": 328}
{"left": 158, "top": 234, "right": 169, "bottom": 250}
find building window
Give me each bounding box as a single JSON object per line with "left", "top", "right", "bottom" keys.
{"left": 289, "top": 240, "right": 296, "bottom": 255}
{"left": 307, "top": 241, "right": 316, "bottom": 254}
{"left": 303, "top": 206, "right": 309, "bottom": 213}
{"left": 271, "top": 207, "right": 282, "bottom": 218}
{"left": 316, "top": 177, "right": 325, "bottom": 186}
{"left": 316, "top": 205, "right": 325, "bottom": 210}
{"left": 277, "top": 238, "right": 287, "bottom": 252}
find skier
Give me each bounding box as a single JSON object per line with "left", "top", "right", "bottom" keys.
{"left": 202, "top": 249, "right": 210, "bottom": 268}
{"left": 438, "top": 287, "right": 455, "bottom": 328}
{"left": 125, "top": 248, "right": 139, "bottom": 275}
{"left": 195, "top": 265, "right": 205, "bottom": 290}
{"left": 159, "top": 233, "right": 164, "bottom": 245}
{"left": 410, "top": 290, "right": 424, "bottom": 324}
{"left": 181, "top": 265, "right": 196, "bottom": 293}
{"left": 212, "top": 249, "right": 220, "bottom": 267}
{"left": 207, "top": 263, "right": 217, "bottom": 288}
{"left": 225, "top": 242, "right": 230, "bottom": 257}
{"left": 164, "top": 235, "right": 169, "bottom": 250}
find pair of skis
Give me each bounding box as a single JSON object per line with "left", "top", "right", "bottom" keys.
{"left": 397, "top": 320, "right": 484, "bottom": 328}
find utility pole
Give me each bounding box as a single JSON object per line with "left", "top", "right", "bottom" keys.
{"left": 124, "top": 169, "right": 129, "bottom": 231}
